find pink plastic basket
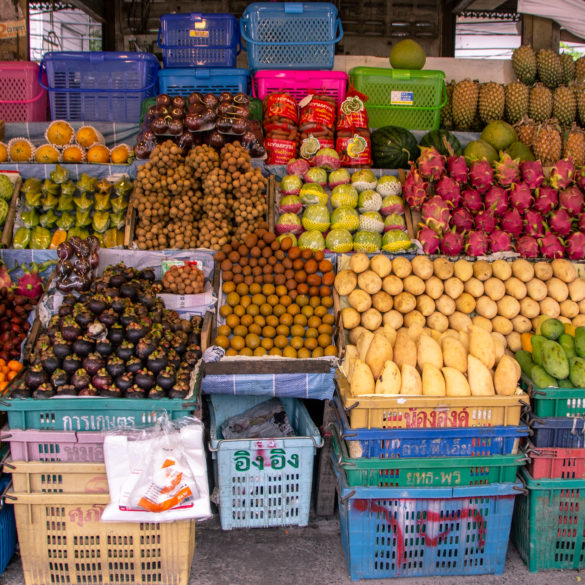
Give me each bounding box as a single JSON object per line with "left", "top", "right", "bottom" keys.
{"left": 526, "top": 442, "right": 585, "bottom": 480}
{"left": 252, "top": 69, "right": 348, "bottom": 103}
{"left": 0, "top": 61, "right": 47, "bottom": 122}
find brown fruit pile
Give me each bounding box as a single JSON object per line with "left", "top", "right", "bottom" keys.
{"left": 162, "top": 264, "right": 206, "bottom": 295}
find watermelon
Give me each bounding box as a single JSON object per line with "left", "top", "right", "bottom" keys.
{"left": 371, "top": 126, "right": 419, "bottom": 169}
{"left": 419, "top": 130, "right": 463, "bottom": 156}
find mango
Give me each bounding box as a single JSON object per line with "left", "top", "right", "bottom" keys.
{"left": 541, "top": 340, "right": 570, "bottom": 379}
{"left": 575, "top": 327, "right": 585, "bottom": 359}
{"left": 541, "top": 318, "right": 565, "bottom": 340}
{"left": 530, "top": 364, "right": 558, "bottom": 389}
{"left": 569, "top": 356, "right": 585, "bottom": 388}
{"left": 531, "top": 335, "right": 547, "bottom": 366}
{"left": 558, "top": 378, "right": 575, "bottom": 388}
{"left": 515, "top": 350, "right": 535, "bottom": 377}
{"left": 559, "top": 334, "right": 576, "bottom": 359}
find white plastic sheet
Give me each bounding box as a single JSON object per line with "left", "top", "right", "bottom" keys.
{"left": 518, "top": 0, "right": 585, "bottom": 41}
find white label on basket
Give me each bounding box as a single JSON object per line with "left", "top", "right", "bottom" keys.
{"left": 190, "top": 29, "right": 209, "bottom": 37}
{"left": 390, "top": 91, "right": 413, "bottom": 105}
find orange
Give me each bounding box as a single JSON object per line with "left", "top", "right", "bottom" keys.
{"left": 76, "top": 125, "right": 101, "bottom": 148}
{"left": 0, "top": 372, "right": 5, "bottom": 383}
{"left": 62, "top": 144, "right": 85, "bottom": 163}
{"left": 87, "top": 144, "right": 111, "bottom": 164}
{"left": 110, "top": 144, "right": 131, "bottom": 164}
{"left": 0, "top": 381, "right": 7, "bottom": 392}
{"left": 214, "top": 335, "right": 230, "bottom": 349}
{"left": 8, "top": 139, "right": 34, "bottom": 162}
{"left": 0, "top": 143, "right": 7, "bottom": 163}
{"left": 7, "top": 371, "right": 18, "bottom": 381}
{"left": 47, "top": 120, "right": 74, "bottom": 145}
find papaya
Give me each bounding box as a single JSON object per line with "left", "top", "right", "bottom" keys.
{"left": 569, "top": 356, "right": 585, "bottom": 388}
{"left": 575, "top": 327, "right": 585, "bottom": 359}
{"left": 541, "top": 340, "right": 570, "bottom": 379}
{"left": 515, "top": 350, "right": 535, "bottom": 378}
{"left": 531, "top": 335, "right": 547, "bottom": 366}
{"left": 530, "top": 364, "right": 558, "bottom": 389}
{"left": 559, "top": 333, "right": 576, "bottom": 359}
{"left": 541, "top": 318, "right": 565, "bottom": 340}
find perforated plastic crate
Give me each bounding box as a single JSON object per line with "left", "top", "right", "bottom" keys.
{"left": 159, "top": 13, "right": 240, "bottom": 68}
{"left": 528, "top": 383, "right": 585, "bottom": 418}
{"left": 157, "top": 68, "right": 249, "bottom": 97}
{"left": 530, "top": 416, "right": 585, "bottom": 448}
{"left": 0, "top": 61, "right": 47, "bottom": 122}
{"left": 0, "top": 475, "right": 15, "bottom": 576}
{"left": 252, "top": 70, "right": 347, "bottom": 102}
{"left": 240, "top": 2, "right": 343, "bottom": 70}
{"left": 525, "top": 441, "right": 585, "bottom": 479}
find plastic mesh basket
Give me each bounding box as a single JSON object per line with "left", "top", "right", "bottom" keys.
{"left": 159, "top": 13, "right": 240, "bottom": 68}
{"left": 530, "top": 416, "right": 585, "bottom": 448}
{"left": 157, "top": 68, "right": 249, "bottom": 97}
{"left": 252, "top": 69, "right": 347, "bottom": 102}
{"left": 241, "top": 2, "right": 343, "bottom": 70}
{"left": 525, "top": 441, "right": 585, "bottom": 479}
{"left": 0, "top": 62, "right": 47, "bottom": 122}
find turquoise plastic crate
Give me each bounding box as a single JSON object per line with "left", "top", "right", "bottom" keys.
{"left": 0, "top": 475, "right": 15, "bottom": 576}
{"left": 208, "top": 394, "right": 322, "bottom": 530}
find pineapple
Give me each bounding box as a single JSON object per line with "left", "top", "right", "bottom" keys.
{"left": 553, "top": 85, "right": 577, "bottom": 127}
{"left": 478, "top": 82, "right": 505, "bottom": 124}
{"left": 560, "top": 53, "right": 576, "bottom": 85}
{"left": 537, "top": 49, "right": 563, "bottom": 89}
{"left": 575, "top": 81, "right": 585, "bottom": 126}
{"left": 452, "top": 79, "right": 479, "bottom": 130}
{"left": 576, "top": 56, "right": 585, "bottom": 81}
{"left": 564, "top": 123, "right": 585, "bottom": 167}
{"left": 440, "top": 80, "right": 455, "bottom": 130}
{"left": 529, "top": 83, "right": 553, "bottom": 122}
{"left": 515, "top": 115, "right": 537, "bottom": 147}
{"left": 505, "top": 82, "right": 529, "bottom": 124}
{"left": 532, "top": 120, "right": 562, "bottom": 166}
{"left": 512, "top": 45, "right": 537, "bottom": 85}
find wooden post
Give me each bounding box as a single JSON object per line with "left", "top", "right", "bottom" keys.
{"left": 315, "top": 400, "right": 337, "bottom": 517}
{"left": 522, "top": 14, "right": 560, "bottom": 52}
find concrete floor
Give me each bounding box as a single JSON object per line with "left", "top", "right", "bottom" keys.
{"left": 0, "top": 515, "right": 581, "bottom": 585}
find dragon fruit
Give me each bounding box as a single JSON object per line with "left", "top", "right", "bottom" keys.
{"left": 435, "top": 175, "right": 461, "bottom": 207}
{"left": 484, "top": 185, "right": 509, "bottom": 215}
{"left": 422, "top": 196, "right": 451, "bottom": 234}
{"left": 549, "top": 208, "right": 573, "bottom": 237}
{"left": 466, "top": 231, "right": 489, "bottom": 257}
{"left": 539, "top": 231, "right": 565, "bottom": 259}
{"left": 0, "top": 261, "right": 13, "bottom": 289}
{"left": 559, "top": 185, "right": 584, "bottom": 215}
{"left": 549, "top": 158, "right": 575, "bottom": 190}
{"left": 509, "top": 182, "right": 533, "bottom": 212}
{"left": 579, "top": 213, "right": 585, "bottom": 232}
{"left": 440, "top": 228, "right": 465, "bottom": 256}
{"left": 417, "top": 146, "right": 446, "bottom": 181}
{"left": 474, "top": 210, "right": 497, "bottom": 234}
{"left": 494, "top": 153, "right": 521, "bottom": 187}
{"left": 566, "top": 232, "right": 585, "bottom": 260}
{"left": 516, "top": 235, "right": 540, "bottom": 258}
{"left": 489, "top": 230, "right": 513, "bottom": 253}
{"left": 462, "top": 187, "right": 483, "bottom": 213}
{"left": 576, "top": 168, "right": 585, "bottom": 191}
{"left": 469, "top": 159, "right": 494, "bottom": 194}
{"left": 403, "top": 165, "right": 429, "bottom": 210}
{"left": 447, "top": 155, "right": 468, "bottom": 183}
{"left": 14, "top": 261, "right": 55, "bottom": 301}
{"left": 534, "top": 186, "right": 559, "bottom": 213}
{"left": 521, "top": 160, "right": 545, "bottom": 189}
{"left": 500, "top": 208, "right": 524, "bottom": 237}
{"left": 524, "top": 209, "right": 546, "bottom": 237}
{"left": 451, "top": 208, "right": 474, "bottom": 232}
{"left": 417, "top": 225, "right": 440, "bottom": 254}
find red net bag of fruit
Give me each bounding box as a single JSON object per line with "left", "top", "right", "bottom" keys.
{"left": 263, "top": 93, "right": 298, "bottom": 125}
{"left": 336, "top": 128, "right": 372, "bottom": 168}
{"left": 336, "top": 89, "right": 369, "bottom": 131}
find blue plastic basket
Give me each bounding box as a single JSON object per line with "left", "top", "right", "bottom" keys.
{"left": 40, "top": 51, "right": 159, "bottom": 122}
{"left": 158, "top": 13, "right": 240, "bottom": 68}
{"left": 529, "top": 416, "right": 585, "bottom": 448}
{"left": 208, "top": 394, "right": 322, "bottom": 530}
{"left": 240, "top": 2, "right": 343, "bottom": 70}
{"left": 333, "top": 394, "right": 529, "bottom": 458}
{"left": 0, "top": 475, "right": 15, "bottom": 576}
{"left": 333, "top": 457, "right": 520, "bottom": 580}
{"left": 158, "top": 68, "right": 249, "bottom": 97}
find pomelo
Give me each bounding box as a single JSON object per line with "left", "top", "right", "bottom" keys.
{"left": 464, "top": 139, "right": 498, "bottom": 164}
{"left": 390, "top": 39, "right": 426, "bottom": 70}
{"left": 480, "top": 120, "right": 517, "bottom": 152}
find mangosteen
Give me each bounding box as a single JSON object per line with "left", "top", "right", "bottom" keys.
{"left": 33, "top": 382, "right": 55, "bottom": 399}
{"left": 73, "top": 335, "right": 94, "bottom": 357}
{"left": 95, "top": 338, "right": 113, "bottom": 357}
{"left": 62, "top": 294, "right": 77, "bottom": 306}
{"left": 106, "top": 356, "right": 125, "bottom": 378}
{"left": 116, "top": 341, "right": 135, "bottom": 362}
{"left": 139, "top": 268, "right": 155, "bottom": 283}
{"left": 87, "top": 320, "right": 106, "bottom": 339}
{"left": 108, "top": 324, "right": 125, "bottom": 345}
{"left": 167, "top": 349, "right": 181, "bottom": 369}
{"left": 92, "top": 368, "right": 112, "bottom": 392}
{"left": 148, "top": 385, "right": 166, "bottom": 400}
{"left": 99, "top": 384, "right": 122, "bottom": 397}
{"left": 191, "top": 315, "right": 203, "bottom": 331}
{"left": 79, "top": 384, "right": 99, "bottom": 397}
{"left": 126, "top": 356, "right": 143, "bottom": 374}
{"left": 88, "top": 297, "right": 107, "bottom": 315}
{"left": 41, "top": 350, "right": 60, "bottom": 374}
{"left": 74, "top": 310, "right": 92, "bottom": 329}
{"left": 109, "top": 274, "right": 127, "bottom": 289}
{"left": 136, "top": 336, "right": 156, "bottom": 360}
{"left": 58, "top": 304, "right": 73, "bottom": 317}
{"left": 71, "top": 368, "right": 91, "bottom": 391}
{"left": 82, "top": 353, "right": 105, "bottom": 376}
{"left": 60, "top": 316, "right": 82, "bottom": 341}
{"left": 156, "top": 367, "right": 176, "bottom": 391}
{"left": 149, "top": 306, "right": 163, "bottom": 323}
{"left": 185, "top": 343, "right": 202, "bottom": 361}
{"left": 188, "top": 332, "right": 200, "bottom": 346}
{"left": 116, "top": 372, "right": 133, "bottom": 392}
{"left": 104, "top": 287, "right": 119, "bottom": 299}
{"left": 169, "top": 380, "right": 189, "bottom": 399}
{"left": 53, "top": 336, "right": 72, "bottom": 359}
{"left": 12, "top": 379, "right": 31, "bottom": 398}
{"left": 56, "top": 384, "right": 77, "bottom": 396}
{"left": 120, "top": 310, "right": 138, "bottom": 328}
{"left": 51, "top": 369, "right": 68, "bottom": 390}
{"left": 110, "top": 297, "right": 127, "bottom": 314}
{"left": 126, "top": 321, "right": 148, "bottom": 344}
{"left": 146, "top": 348, "right": 167, "bottom": 374}
{"left": 98, "top": 308, "right": 118, "bottom": 328}
{"left": 62, "top": 353, "right": 82, "bottom": 374}
{"left": 25, "top": 364, "right": 48, "bottom": 389}
{"left": 125, "top": 384, "right": 146, "bottom": 399}
{"left": 171, "top": 336, "right": 187, "bottom": 355}
{"left": 175, "top": 368, "right": 192, "bottom": 382}
{"left": 134, "top": 304, "right": 149, "bottom": 317}
{"left": 135, "top": 369, "right": 155, "bottom": 391}
{"left": 77, "top": 293, "right": 91, "bottom": 304}
{"left": 120, "top": 282, "right": 138, "bottom": 300}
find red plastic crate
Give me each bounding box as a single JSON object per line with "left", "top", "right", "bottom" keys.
{"left": 526, "top": 441, "right": 585, "bottom": 479}
{"left": 0, "top": 61, "right": 47, "bottom": 122}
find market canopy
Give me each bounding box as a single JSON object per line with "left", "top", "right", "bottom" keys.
{"left": 518, "top": 0, "right": 585, "bottom": 40}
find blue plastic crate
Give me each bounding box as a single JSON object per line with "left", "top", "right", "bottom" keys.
{"left": 529, "top": 416, "right": 585, "bottom": 448}
{"left": 158, "top": 68, "right": 249, "bottom": 97}
{"left": 0, "top": 475, "right": 15, "bottom": 575}
{"left": 158, "top": 13, "right": 240, "bottom": 68}
{"left": 333, "top": 457, "right": 520, "bottom": 580}
{"left": 208, "top": 394, "right": 322, "bottom": 530}
{"left": 40, "top": 51, "right": 159, "bottom": 122}
{"left": 240, "top": 2, "right": 343, "bottom": 70}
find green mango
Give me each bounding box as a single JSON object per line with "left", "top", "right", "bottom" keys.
{"left": 569, "top": 356, "right": 585, "bottom": 388}
{"left": 575, "top": 327, "right": 585, "bottom": 359}
{"left": 531, "top": 335, "right": 547, "bottom": 366}
{"left": 558, "top": 379, "right": 574, "bottom": 388}
{"left": 541, "top": 340, "right": 570, "bottom": 379}
{"left": 514, "top": 350, "right": 535, "bottom": 377}
{"left": 530, "top": 364, "right": 558, "bottom": 389}
{"left": 541, "top": 318, "right": 565, "bottom": 340}
{"left": 559, "top": 334, "right": 576, "bottom": 359}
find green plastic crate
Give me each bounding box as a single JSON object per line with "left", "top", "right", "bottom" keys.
{"left": 512, "top": 467, "right": 585, "bottom": 572}
{"left": 349, "top": 66, "right": 446, "bottom": 130}
{"left": 523, "top": 375, "right": 585, "bottom": 418}
{"left": 332, "top": 425, "right": 526, "bottom": 487}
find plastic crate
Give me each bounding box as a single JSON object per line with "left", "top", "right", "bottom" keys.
{"left": 350, "top": 66, "right": 446, "bottom": 130}
{"left": 208, "top": 394, "right": 322, "bottom": 530}
{"left": 40, "top": 51, "right": 159, "bottom": 122}
{"left": 512, "top": 467, "right": 585, "bottom": 572}
{"left": 8, "top": 490, "right": 195, "bottom": 585}
{"left": 528, "top": 382, "right": 585, "bottom": 418}
{"left": 158, "top": 13, "right": 240, "bottom": 68}
{"left": 525, "top": 441, "right": 585, "bottom": 479}
{"left": 158, "top": 68, "right": 249, "bottom": 97}
{"left": 530, "top": 416, "right": 585, "bottom": 448}
{"left": 0, "top": 475, "right": 16, "bottom": 576}
{"left": 252, "top": 69, "right": 348, "bottom": 102}
{"left": 332, "top": 425, "right": 526, "bottom": 487}
{"left": 334, "top": 457, "right": 520, "bottom": 580}
{"left": 240, "top": 2, "right": 343, "bottom": 70}
{"left": 0, "top": 61, "right": 47, "bottom": 122}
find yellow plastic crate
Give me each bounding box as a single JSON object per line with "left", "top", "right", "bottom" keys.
{"left": 337, "top": 372, "right": 528, "bottom": 429}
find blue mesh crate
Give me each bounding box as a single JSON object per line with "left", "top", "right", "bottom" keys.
{"left": 530, "top": 416, "right": 585, "bottom": 448}
{"left": 240, "top": 2, "right": 343, "bottom": 70}
{"left": 158, "top": 13, "right": 240, "bottom": 68}
{"left": 0, "top": 475, "right": 15, "bottom": 576}
{"left": 40, "top": 51, "right": 159, "bottom": 122}
{"left": 158, "top": 68, "right": 249, "bottom": 97}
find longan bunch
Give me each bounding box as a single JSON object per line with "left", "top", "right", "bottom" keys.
{"left": 187, "top": 144, "right": 220, "bottom": 180}
{"left": 197, "top": 215, "right": 232, "bottom": 250}
{"left": 165, "top": 219, "right": 200, "bottom": 249}
{"left": 163, "top": 264, "right": 206, "bottom": 295}
{"left": 220, "top": 142, "right": 253, "bottom": 174}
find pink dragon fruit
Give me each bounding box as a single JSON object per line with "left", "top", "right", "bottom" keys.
{"left": 509, "top": 182, "right": 533, "bottom": 212}
{"left": 559, "top": 185, "right": 584, "bottom": 215}
{"left": 549, "top": 208, "right": 573, "bottom": 237}
{"left": 14, "top": 261, "right": 55, "bottom": 301}
{"left": 469, "top": 159, "right": 494, "bottom": 194}
{"left": 422, "top": 196, "right": 451, "bottom": 234}
{"left": 516, "top": 235, "right": 540, "bottom": 258}
{"left": 489, "top": 230, "right": 514, "bottom": 253}
{"left": 524, "top": 209, "right": 546, "bottom": 237}
{"left": 417, "top": 225, "right": 440, "bottom": 254}
{"left": 566, "top": 232, "right": 585, "bottom": 260}
{"left": 451, "top": 208, "right": 474, "bottom": 232}
{"left": 539, "top": 231, "right": 565, "bottom": 259}
{"left": 440, "top": 228, "right": 465, "bottom": 256}
{"left": 447, "top": 155, "right": 468, "bottom": 183}
{"left": 576, "top": 168, "right": 585, "bottom": 191}
{"left": 500, "top": 208, "right": 524, "bottom": 237}
{"left": 494, "top": 153, "right": 521, "bottom": 187}
{"left": 462, "top": 187, "right": 483, "bottom": 213}
{"left": 466, "top": 231, "right": 489, "bottom": 257}
{"left": 549, "top": 158, "right": 575, "bottom": 190}
{"left": 484, "top": 185, "right": 509, "bottom": 215}
{"left": 521, "top": 160, "right": 545, "bottom": 189}
{"left": 417, "top": 146, "right": 446, "bottom": 181}
{"left": 435, "top": 175, "right": 461, "bottom": 208}
{"left": 578, "top": 213, "right": 585, "bottom": 232}
{"left": 534, "top": 186, "right": 559, "bottom": 214}
{"left": 474, "top": 210, "right": 497, "bottom": 234}
{"left": 403, "top": 165, "right": 429, "bottom": 210}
